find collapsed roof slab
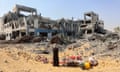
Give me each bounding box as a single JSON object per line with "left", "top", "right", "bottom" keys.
{"left": 12, "top": 4, "right": 37, "bottom": 15}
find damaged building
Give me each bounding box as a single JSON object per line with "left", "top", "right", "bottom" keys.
{"left": 0, "top": 4, "right": 104, "bottom": 40}
{"left": 2, "top": 5, "right": 59, "bottom": 40}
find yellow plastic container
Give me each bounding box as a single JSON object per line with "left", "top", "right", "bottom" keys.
{"left": 84, "top": 62, "right": 91, "bottom": 69}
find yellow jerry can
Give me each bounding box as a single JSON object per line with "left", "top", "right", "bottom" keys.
{"left": 84, "top": 62, "right": 91, "bottom": 69}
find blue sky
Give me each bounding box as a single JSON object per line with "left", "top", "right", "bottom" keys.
{"left": 0, "top": 0, "right": 120, "bottom": 30}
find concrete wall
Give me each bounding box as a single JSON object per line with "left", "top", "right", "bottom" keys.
{"left": 0, "top": 17, "right": 4, "bottom": 34}
{"left": 3, "top": 23, "right": 13, "bottom": 40}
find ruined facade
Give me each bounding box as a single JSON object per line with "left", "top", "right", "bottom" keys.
{"left": 0, "top": 4, "right": 104, "bottom": 40}
{"left": 0, "top": 17, "right": 4, "bottom": 34}
{"left": 80, "top": 12, "right": 104, "bottom": 38}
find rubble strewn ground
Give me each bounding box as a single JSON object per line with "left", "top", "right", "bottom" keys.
{"left": 0, "top": 36, "right": 120, "bottom": 72}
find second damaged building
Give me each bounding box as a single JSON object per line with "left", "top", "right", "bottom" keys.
{"left": 0, "top": 4, "right": 105, "bottom": 40}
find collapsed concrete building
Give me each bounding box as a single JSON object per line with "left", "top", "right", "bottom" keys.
{"left": 0, "top": 4, "right": 104, "bottom": 40}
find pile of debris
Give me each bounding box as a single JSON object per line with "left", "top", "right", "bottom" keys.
{"left": 0, "top": 34, "right": 5, "bottom": 40}
{"left": 35, "top": 54, "right": 49, "bottom": 63}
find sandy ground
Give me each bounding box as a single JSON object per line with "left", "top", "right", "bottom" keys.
{"left": 0, "top": 44, "right": 120, "bottom": 72}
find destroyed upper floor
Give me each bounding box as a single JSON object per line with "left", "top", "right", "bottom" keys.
{"left": 1, "top": 4, "right": 104, "bottom": 25}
